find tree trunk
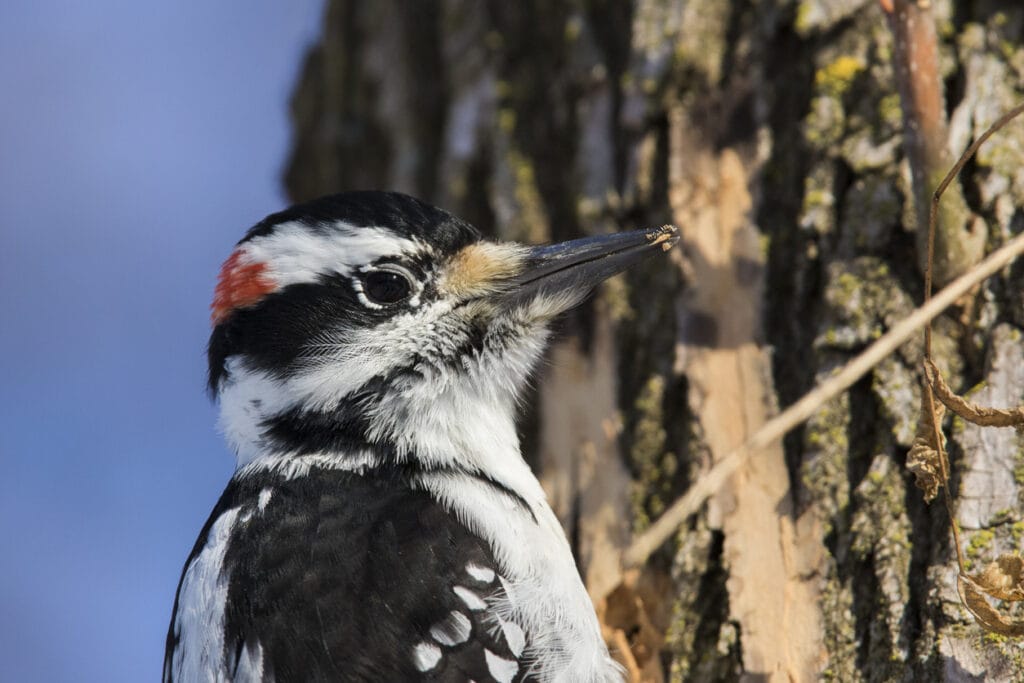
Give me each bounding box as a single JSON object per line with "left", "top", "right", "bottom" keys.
{"left": 284, "top": 1, "right": 1024, "bottom": 679}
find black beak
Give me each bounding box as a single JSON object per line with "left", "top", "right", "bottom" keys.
{"left": 506, "top": 225, "right": 678, "bottom": 302}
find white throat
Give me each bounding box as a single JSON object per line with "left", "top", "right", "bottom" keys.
{"left": 215, "top": 338, "right": 616, "bottom": 681}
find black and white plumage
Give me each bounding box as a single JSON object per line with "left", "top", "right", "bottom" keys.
{"left": 164, "top": 191, "right": 677, "bottom": 682}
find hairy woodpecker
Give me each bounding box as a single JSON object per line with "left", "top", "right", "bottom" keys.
{"left": 164, "top": 191, "right": 678, "bottom": 682}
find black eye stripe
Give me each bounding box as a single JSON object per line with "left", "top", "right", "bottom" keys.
{"left": 362, "top": 270, "right": 413, "bottom": 305}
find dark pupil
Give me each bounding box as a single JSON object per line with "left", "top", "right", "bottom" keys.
{"left": 363, "top": 271, "right": 411, "bottom": 304}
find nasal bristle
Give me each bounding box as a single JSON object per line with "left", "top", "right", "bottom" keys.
{"left": 211, "top": 250, "right": 276, "bottom": 325}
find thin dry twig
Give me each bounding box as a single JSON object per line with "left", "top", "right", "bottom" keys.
{"left": 914, "top": 102, "right": 1024, "bottom": 635}
{"left": 921, "top": 377, "right": 965, "bottom": 572}
{"left": 886, "top": 0, "right": 984, "bottom": 286}
{"left": 622, "top": 230, "right": 1024, "bottom": 569}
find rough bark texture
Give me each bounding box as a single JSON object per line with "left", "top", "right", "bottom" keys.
{"left": 284, "top": 1, "right": 1024, "bottom": 680}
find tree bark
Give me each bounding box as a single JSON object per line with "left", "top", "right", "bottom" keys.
{"left": 284, "top": 1, "right": 1024, "bottom": 679}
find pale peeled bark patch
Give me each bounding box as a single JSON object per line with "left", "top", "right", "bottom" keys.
{"left": 668, "top": 111, "right": 827, "bottom": 682}
{"left": 539, "top": 323, "right": 675, "bottom": 682}
{"left": 536, "top": 314, "right": 634, "bottom": 596}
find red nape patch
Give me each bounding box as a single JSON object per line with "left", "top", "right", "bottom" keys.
{"left": 210, "top": 250, "right": 276, "bottom": 325}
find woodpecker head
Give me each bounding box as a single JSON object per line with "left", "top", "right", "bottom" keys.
{"left": 209, "top": 191, "right": 677, "bottom": 472}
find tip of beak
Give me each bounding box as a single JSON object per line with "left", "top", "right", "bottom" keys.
{"left": 646, "top": 224, "right": 680, "bottom": 252}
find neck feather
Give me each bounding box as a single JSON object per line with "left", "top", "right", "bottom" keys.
{"left": 216, "top": 357, "right": 537, "bottom": 496}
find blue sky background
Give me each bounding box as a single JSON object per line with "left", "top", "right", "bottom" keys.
{"left": 0, "top": 2, "right": 325, "bottom": 680}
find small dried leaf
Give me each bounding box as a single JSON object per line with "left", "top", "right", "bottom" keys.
{"left": 598, "top": 569, "right": 667, "bottom": 682}
{"left": 971, "top": 553, "right": 1024, "bottom": 602}
{"left": 958, "top": 572, "right": 1024, "bottom": 636}
{"left": 924, "top": 359, "right": 1024, "bottom": 427}
{"left": 907, "top": 388, "right": 946, "bottom": 502}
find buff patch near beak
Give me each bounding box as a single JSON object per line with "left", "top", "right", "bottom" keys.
{"left": 441, "top": 242, "right": 528, "bottom": 298}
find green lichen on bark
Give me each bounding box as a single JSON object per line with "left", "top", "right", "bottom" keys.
{"left": 670, "top": 0, "right": 731, "bottom": 86}
{"left": 872, "top": 355, "right": 920, "bottom": 447}
{"left": 965, "top": 529, "right": 996, "bottom": 563}
{"left": 628, "top": 374, "right": 678, "bottom": 532}
{"left": 851, "top": 455, "right": 914, "bottom": 676}
{"left": 800, "top": 5, "right": 906, "bottom": 257}
{"left": 955, "top": 15, "right": 1024, "bottom": 211}
{"left": 816, "top": 257, "right": 913, "bottom": 351}
{"left": 666, "top": 522, "right": 741, "bottom": 683}
{"left": 816, "top": 55, "right": 866, "bottom": 99}
{"left": 819, "top": 560, "right": 859, "bottom": 682}
{"left": 802, "top": 388, "right": 852, "bottom": 534}
{"left": 938, "top": 623, "right": 1024, "bottom": 680}
{"left": 501, "top": 147, "right": 551, "bottom": 244}
{"left": 795, "top": 0, "right": 872, "bottom": 36}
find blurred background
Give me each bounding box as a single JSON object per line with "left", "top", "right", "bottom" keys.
{"left": 0, "top": 2, "right": 324, "bottom": 680}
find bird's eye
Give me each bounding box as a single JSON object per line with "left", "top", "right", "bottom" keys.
{"left": 361, "top": 268, "right": 414, "bottom": 305}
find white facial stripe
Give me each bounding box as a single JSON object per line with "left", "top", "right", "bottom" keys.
{"left": 218, "top": 300, "right": 553, "bottom": 475}
{"left": 241, "top": 220, "right": 426, "bottom": 289}
{"left": 289, "top": 300, "right": 458, "bottom": 413}
{"left": 218, "top": 290, "right": 566, "bottom": 490}
{"left": 218, "top": 359, "right": 295, "bottom": 465}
